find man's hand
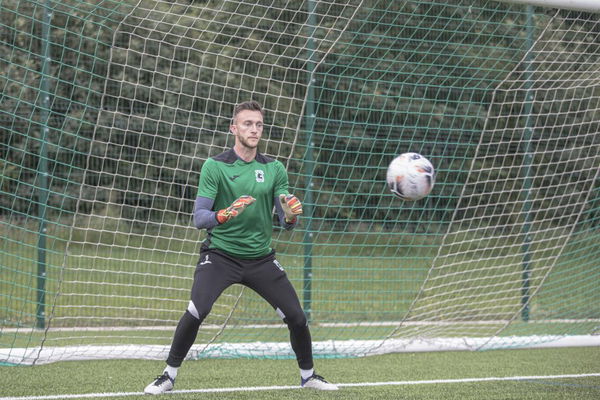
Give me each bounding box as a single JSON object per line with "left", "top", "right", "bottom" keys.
{"left": 279, "top": 194, "right": 302, "bottom": 223}
{"left": 216, "top": 195, "right": 256, "bottom": 224}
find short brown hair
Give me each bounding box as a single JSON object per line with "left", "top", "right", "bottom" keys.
{"left": 233, "top": 100, "right": 263, "bottom": 121}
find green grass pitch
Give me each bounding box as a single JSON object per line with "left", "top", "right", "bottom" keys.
{"left": 3, "top": 346, "right": 599, "bottom": 400}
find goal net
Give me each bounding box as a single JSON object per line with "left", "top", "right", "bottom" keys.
{"left": 1, "top": 0, "right": 599, "bottom": 365}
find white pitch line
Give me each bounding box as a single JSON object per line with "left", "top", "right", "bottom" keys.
{"left": 1, "top": 373, "right": 599, "bottom": 400}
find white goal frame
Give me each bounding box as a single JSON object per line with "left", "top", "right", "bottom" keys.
{"left": 497, "top": 0, "right": 600, "bottom": 12}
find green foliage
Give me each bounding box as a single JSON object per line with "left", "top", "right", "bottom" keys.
{"left": 0, "top": 6, "right": 597, "bottom": 223}
{"left": 2, "top": 0, "right": 598, "bottom": 229}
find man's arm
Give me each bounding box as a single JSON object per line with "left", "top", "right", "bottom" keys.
{"left": 194, "top": 195, "right": 256, "bottom": 228}
{"left": 193, "top": 196, "right": 219, "bottom": 229}
{"left": 275, "top": 195, "right": 299, "bottom": 230}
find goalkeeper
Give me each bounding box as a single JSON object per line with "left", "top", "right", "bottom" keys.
{"left": 144, "top": 100, "right": 338, "bottom": 394}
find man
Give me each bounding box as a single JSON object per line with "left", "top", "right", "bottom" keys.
{"left": 144, "top": 100, "right": 338, "bottom": 394}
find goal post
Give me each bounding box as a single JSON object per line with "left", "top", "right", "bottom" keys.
{"left": 1, "top": 0, "right": 599, "bottom": 365}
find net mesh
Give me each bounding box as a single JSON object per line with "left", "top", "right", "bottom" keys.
{"left": 1, "top": 0, "right": 599, "bottom": 364}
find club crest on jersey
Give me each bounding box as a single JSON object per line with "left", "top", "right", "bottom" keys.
{"left": 255, "top": 169, "right": 265, "bottom": 182}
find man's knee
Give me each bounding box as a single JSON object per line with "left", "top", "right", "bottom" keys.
{"left": 277, "top": 307, "right": 307, "bottom": 328}
{"left": 187, "top": 300, "right": 211, "bottom": 321}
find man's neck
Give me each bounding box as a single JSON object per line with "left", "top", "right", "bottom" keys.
{"left": 233, "top": 144, "right": 257, "bottom": 162}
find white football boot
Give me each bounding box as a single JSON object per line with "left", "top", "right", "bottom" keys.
{"left": 144, "top": 372, "right": 174, "bottom": 395}
{"left": 301, "top": 373, "right": 339, "bottom": 390}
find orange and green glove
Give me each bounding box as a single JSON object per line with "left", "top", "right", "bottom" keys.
{"left": 216, "top": 195, "right": 256, "bottom": 224}
{"left": 279, "top": 194, "right": 302, "bottom": 223}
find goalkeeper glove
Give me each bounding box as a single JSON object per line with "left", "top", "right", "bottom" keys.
{"left": 216, "top": 195, "right": 256, "bottom": 224}
{"left": 279, "top": 194, "right": 302, "bottom": 223}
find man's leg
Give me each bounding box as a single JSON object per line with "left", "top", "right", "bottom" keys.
{"left": 145, "top": 250, "right": 240, "bottom": 394}
{"left": 243, "top": 254, "right": 338, "bottom": 390}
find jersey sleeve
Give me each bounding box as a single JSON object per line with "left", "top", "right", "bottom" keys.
{"left": 194, "top": 196, "right": 219, "bottom": 229}
{"left": 273, "top": 160, "right": 290, "bottom": 197}
{"left": 196, "top": 158, "right": 219, "bottom": 199}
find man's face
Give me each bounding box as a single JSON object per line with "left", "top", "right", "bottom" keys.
{"left": 231, "top": 109, "right": 263, "bottom": 149}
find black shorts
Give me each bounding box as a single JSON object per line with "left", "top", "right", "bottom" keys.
{"left": 189, "top": 248, "right": 306, "bottom": 326}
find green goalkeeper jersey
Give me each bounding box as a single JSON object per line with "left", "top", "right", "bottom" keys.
{"left": 197, "top": 148, "right": 290, "bottom": 259}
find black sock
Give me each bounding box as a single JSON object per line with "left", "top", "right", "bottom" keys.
{"left": 166, "top": 311, "right": 201, "bottom": 368}
{"left": 289, "top": 322, "right": 314, "bottom": 370}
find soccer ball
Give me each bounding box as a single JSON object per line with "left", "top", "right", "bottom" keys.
{"left": 386, "top": 152, "right": 435, "bottom": 201}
